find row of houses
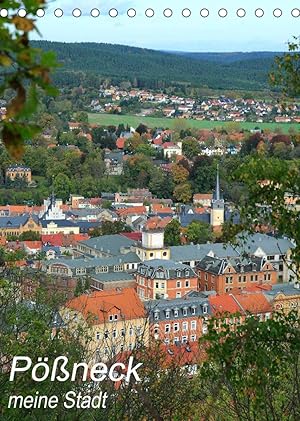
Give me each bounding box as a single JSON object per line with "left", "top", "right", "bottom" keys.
{"left": 61, "top": 282, "right": 300, "bottom": 363}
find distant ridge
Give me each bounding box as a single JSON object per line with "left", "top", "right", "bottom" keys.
{"left": 31, "top": 41, "right": 278, "bottom": 91}
{"left": 167, "top": 51, "right": 282, "bottom": 64}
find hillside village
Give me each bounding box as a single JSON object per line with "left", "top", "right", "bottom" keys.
{"left": 93, "top": 85, "right": 300, "bottom": 123}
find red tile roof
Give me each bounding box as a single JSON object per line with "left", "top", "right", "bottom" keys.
{"left": 116, "top": 137, "right": 126, "bottom": 149}
{"left": 121, "top": 232, "right": 142, "bottom": 241}
{"left": 117, "top": 206, "right": 147, "bottom": 217}
{"left": 233, "top": 293, "right": 272, "bottom": 314}
{"left": 209, "top": 294, "right": 241, "bottom": 315}
{"left": 23, "top": 241, "right": 42, "bottom": 250}
{"left": 144, "top": 216, "right": 172, "bottom": 230}
{"left": 66, "top": 288, "right": 145, "bottom": 324}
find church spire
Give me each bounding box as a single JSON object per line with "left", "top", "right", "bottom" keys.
{"left": 215, "top": 163, "right": 220, "bottom": 201}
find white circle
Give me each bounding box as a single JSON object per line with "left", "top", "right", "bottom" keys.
{"left": 255, "top": 8, "right": 264, "bottom": 18}
{"left": 91, "top": 8, "right": 100, "bottom": 17}
{"left": 273, "top": 9, "right": 282, "bottom": 18}
{"left": 200, "top": 8, "right": 209, "bottom": 18}
{"left": 291, "top": 8, "right": 300, "bottom": 18}
{"left": 182, "top": 9, "right": 191, "bottom": 18}
{"left": 109, "top": 8, "right": 118, "bottom": 17}
{"left": 54, "top": 8, "right": 63, "bottom": 17}
{"left": 218, "top": 8, "right": 227, "bottom": 18}
{"left": 72, "top": 8, "right": 81, "bottom": 18}
{"left": 237, "top": 8, "right": 246, "bottom": 18}
{"left": 164, "top": 8, "right": 173, "bottom": 18}
{"left": 18, "top": 8, "right": 27, "bottom": 17}
{"left": 145, "top": 8, "right": 154, "bottom": 18}
{"left": 127, "top": 8, "right": 136, "bottom": 18}
{"left": 0, "top": 9, "right": 8, "bottom": 17}
{"left": 36, "top": 8, "right": 45, "bottom": 17}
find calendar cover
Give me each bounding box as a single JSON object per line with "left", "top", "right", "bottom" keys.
{"left": 0, "top": 1, "right": 299, "bottom": 420}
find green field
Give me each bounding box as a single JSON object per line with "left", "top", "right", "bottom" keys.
{"left": 88, "top": 113, "right": 299, "bottom": 133}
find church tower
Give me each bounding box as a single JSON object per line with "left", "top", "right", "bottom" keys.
{"left": 210, "top": 164, "right": 224, "bottom": 227}
{"left": 136, "top": 218, "right": 170, "bottom": 261}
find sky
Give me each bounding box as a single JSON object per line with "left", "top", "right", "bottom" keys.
{"left": 29, "top": 0, "right": 300, "bottom": 52}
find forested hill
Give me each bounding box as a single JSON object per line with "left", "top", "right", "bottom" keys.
{"left": 31, "top": 41, "right": 277, "bottom": 91}
{"left": 169, "top": 51, "right": 281, "bottom": 64}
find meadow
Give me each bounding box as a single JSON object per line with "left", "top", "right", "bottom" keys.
{"left": 88, "top": 113, "right": 299, "bottom": 133}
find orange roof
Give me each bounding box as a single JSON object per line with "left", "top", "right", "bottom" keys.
{"left": 116, "top": 137, "right": 126, "bottom": 149}
{"left": 117, "top": 206, "right": 146, "bottom": 217}
{"left": 234, "top": 293, "right": 272, "bottom": 314}
{"left": 194, "top": 207, "right": 208, "bottom": 214}
{"left": 193, "top": 193, "right": 213, "bottom": 201}
{"left": 152, "top": 204, "right": 174, "bottom": 214}
{"left": 66, "top": 288, "right": 145, "bottom": 324}
{"left": 209, "top": 295, "right": 241, "bottom": 315}
{"left": 23, "top": 241, "right": 42, "bottom": 250}
{"left": 144, "top": 216, "right": 172, "bottom": 230}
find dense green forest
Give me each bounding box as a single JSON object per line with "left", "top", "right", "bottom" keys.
{"left": 31, "top": 41, "right": 276, "bottom": 91}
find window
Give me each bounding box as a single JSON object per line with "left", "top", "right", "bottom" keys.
{"left": 104, "top": 330, "right": 109, "bottom": 339}
{"left": 191, "top": 306, "right": 196, "bottom": 315}
{"left": 185, "top": 280, "right": 190, "bottom": 288}
{"left": 155, "top": 282, "right": 159, "bottom": 289}
{"left": 96, "top": 332, "right": 100, "bottom": 340}
{"left": 202, "top": 324, "right": 208, "bottom": 334}
{"left": 202, "top": 305, "right": 208, "bottom": 314}
{"left": 154, "top": 326, "right": 159, "bottom": 335}
{"left": 225, "top": 276, "right": 233, "bottom": 284}
{"left": 114, "top": 314, "right": 118, "bottom": 321}
{"left": 96, "top": 265, "right": 108, "bottom": 273}
{"left": 164, "top": 338, "right": 170, "bottom": 345}
{"left": 182, "top": 321, "right": 188, "bottom": 331}
{"left": 176, "top": 281, "right": 181, "bottom": 288}
{"left": 154, "top": 311, "right": 160, "bottom": 320}
{"left": 120, "top": 328, "right": 125, "bottom": 337}
{"left": 129, "top": 343, "right": 133, "bottom": 351}
{"left": 150, "top": 252, "right": 154, "bottom": 257}
{"left": 112, "top": 329, "right": 117, "bottom": 338}
{"left": 109, "top": 315, "right": 113, "bottom": 322}
{"left": 129, "top": 327, "right": 134, "bottom": 336}
{"left": 190, "top": 334, "right": 197, "bottom": 342}
{"left": 114, "top": 264, "right": 123, "bottom": 272}
{"left": 173, "top": 323, "right": 179, "bottom": 332}
{"left": 173, "top": 337, "right": 179, "bottom": 344}
{"left": 174, "top": 309, "right": 179, "bottom": 317}
{"left": 176, "top": 292, "right": 181, "bottom": 298}
{"left": 165, "top": 324, "right": 170, "bottom": 333}
{"left": 191, "top": 321, "right": 197, "bottom": 330}
{"left": 182, "top": 336, "right": 188, "bottom": 343}
{"left": 183, "top": 308, "right": 188, "bottom": 316}
{"left": 165, "top": 310, "right": 170, "bottom": 319}
{"left": 163, "top": 251, "right": 167, "bottom": 256}
{"left": 76, "top": 267, "right": 86, "bottom": 275}
{"left": 160, "top": 282, "right": 165, "bottom": 289}
{"left": 176, "top": 271, "right": 181, "bottom": 278}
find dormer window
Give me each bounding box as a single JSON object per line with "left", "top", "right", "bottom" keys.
{"left": 203, "top": 305, "right": 208, "bottom": 314}
{"left": 154, "top": 311, "right": 160, "bottom": 320}
{"left": 176, "top": 270, "right": 181, "bottom": 278}
{"left": 183, "top": 308, "right": 188, "bottom": 316}
{"left": 165, "top": 310, "right": 170, "bottom": 319}
{"left": 174, "top": 309, "right": 179, "bottom": 318}
{"left": 191, "top": 306, "right": 196, "bottom": 315}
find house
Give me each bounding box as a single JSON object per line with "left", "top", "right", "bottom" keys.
{"left": 162, "top": 142, "right": 182, "bottom": 159}
{"left": 62, "top": 288, "right": 148, "bottom": 360}
{"left": 263, "top": 283, "right": 300, "bottom": 315}
{"left": 135, "top": 259, "right": 198, "bottom": 300}
{"left": 146, "top": 290, "right": 212, "bottom": 346}
{"left": 75, "top": 234, "right": 138, "bottom": 258}
{"left": 6, "top": 165, "right": 32, "bottom": 184}
{"left": 197, "top": 255, "right": 277, "bottom": 295}
{"left": 0, "top": 215, "right": 41, "bottom": 238}
{"left": 104, "top": 151, "right": 124, "bottom": 175}
{"left": 193, "top": 193, "right": 213, "bottom": 207}
{"left": 209, "top": 291, "right": 272, "bottom": 324}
